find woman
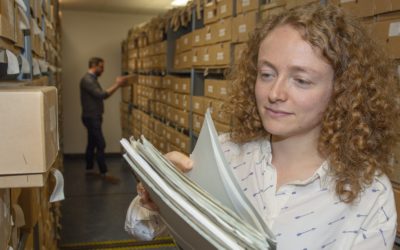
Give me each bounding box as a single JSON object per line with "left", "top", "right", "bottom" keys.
{"left": 134, "top": 3, "right": 400, "bottom": 249}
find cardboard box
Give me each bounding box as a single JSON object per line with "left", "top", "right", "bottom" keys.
{"left": 237, "top": 0, "right": 259, "bottom": 14}
{"left": 14, "top": 4, "right": 25, "bottom": 48}
{"left": 215, "top": 120, "right": 230, "bottom": 134}
{"left": 19, "top": 187, "right": 40, "bottom": 229}
{"left": 192, "top": 28, "right": 204, "bottom": 47}
{"left": 176, "top": 33, "right": 192, "bottom": 53}
{"left": 0, "top": 86, "right": 59, "bottom": 176}
{"left": 212, "top": 42, "right": 231, "bottom": 66}
{"left": 338, "top": 0, "right": 375, "bottom": 18}
{"left": 217, "top": 0, "right": 233, "bottom": 19}
{"left": 233, "top": 43, "right": 247, "bottom": 64}
{"left": 0, "top": 0, "right": 15, "bottom": 42}
{"left": 204, "top": 1, "right": 218, "bottom": 24}
{"left": 372, "top": 14, "right": 400, "bottom": 59}
{"left": 0, "top": 188, "right": 11, "bottom": 250}
{"left": 192, "top": 96, "right": 205, "bottom": 115}
{"left": 192, "top": 113, "right": 205, "bottom": 134}
{"left": 204, "top": 79, "right": 230, "bottom": 99}
{"left": 203, "top": 25, "right": 214, "bottom": 45}
{"left": 214, "top": 18, "right": 232, "bottom": 43}
{"left": 260, "top": 0, "right": 286, "bottom": 20}
{"left": 232, "top": 10, "right": 258, "bottom": 43}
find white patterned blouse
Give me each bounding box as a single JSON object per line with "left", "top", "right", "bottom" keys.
{"left": 219, "top": 134, "right": 397, "bottom": 250}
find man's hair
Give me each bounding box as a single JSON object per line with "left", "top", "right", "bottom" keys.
{"left": 88, "top": 57, "right": 104, "bottom": 68}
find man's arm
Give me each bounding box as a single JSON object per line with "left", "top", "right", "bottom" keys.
{"left": 105, "top": 76, "right": 128, "bottom": 98}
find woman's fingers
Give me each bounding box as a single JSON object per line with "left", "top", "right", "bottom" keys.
{"left": 137, "top": 182, "right": 158, "bottom": 211}
{"left": 164, "top": 151, "right": 193, "bottom": 173}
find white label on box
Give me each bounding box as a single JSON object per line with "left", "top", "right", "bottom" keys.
{"left": 389, "top": 22, "right": 400, "bottom": 37}
{"left": 195, "top": 35, "right": 200, "bottom": 43}
{"left": 217, "top": 52, "right": 224, "bottom": 61}
{"left": 207, "top": 11, "right": 214, "bottom": 19}
{"left": 181, "top": 142, "right": 186, "bottom": 148}
{"left": 206, "top": 33, "right": 212, "bottom": 41}
{"left": 180, "top": 118, "right": 184, "bottom": 124}
{"left": 340, "top": 0, "right": 355, "bottom": 3}
{"left": 195, "top": 121, "right": 200, "bottom": 128}
{"left": 220, "top": 87, "right": 227, "bottom": 95}
{"left": 242, "top": 0, "right": 250, "bottom": 7}
{"left": 182, "top": 84, "right": 187, "bottom": 91}
{"left": 193, "top": 56, "right": 198, "bottom": 62}
{"left": 208, "top": 85, "right": 214, "bottom": 93}
{"left": 204, "top": 54, "right": 210, "bottom": 61}
{"left": 220, "top": 5, "right": 227, "bottom": 14}
{"left": 219, "top": 28, "right": 226, "bottom": 37}
{"left": 239, "top": 24, "right": 247, "bottom": 33}
{"left": 194, "top": 103, "right": 200, "bottom": 109}
{"left": 175, "top": 83, "right": 179, "bottom": 90}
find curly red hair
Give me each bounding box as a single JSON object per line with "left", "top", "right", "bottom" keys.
{"left": 226, "top": 3, "right": 400, "bottom": 203}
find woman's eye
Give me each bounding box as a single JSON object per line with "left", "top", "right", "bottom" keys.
{"left": 294, "top": 78, "right": 311, "bottom": 85}
{"left": 259, "top": 71, "right": 274, "bottom": 80}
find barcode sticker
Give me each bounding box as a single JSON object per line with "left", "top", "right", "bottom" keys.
{"left": 208, "top": 86, "right": 214, "bottom": 93}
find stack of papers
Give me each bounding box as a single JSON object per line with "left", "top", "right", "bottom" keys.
{"left": 120, "top": 110, "right": 276, "bottom": 249}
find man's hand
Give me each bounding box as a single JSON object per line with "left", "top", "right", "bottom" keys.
{"left": 116, "top": 76, "right": 128, "bottom": 87}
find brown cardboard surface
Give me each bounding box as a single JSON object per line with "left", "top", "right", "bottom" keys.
{"left": 192, "top": 96, "right": 205, "bottom": 115}
{"left": 19, "top": 187, "right": 40, "bottom": 229}
{"left": 212, "top": 42, "right": 231, "bottom": 66}
{"left": 214, "top": 18, "right": 232, "bottom": 43}
{"left": 0, "top": 0, "right": 15, "bottom": 42}
{"left": 236, "top": 0, "right": 259, "bottom": 14}
{"left": 0, "top": 188, "right": 11, "bottom": 250}
{"left": 0, "top": 86, "right": 58, "bottom": 176}
{"left": 339, "top": 0, "right": 375, "bottom": 18}
{"left": 233, "top": 43, "right": 247, "bottom": 64}
{"left": 217, "top": 0, "right": 233, "bottom": 19}
{"left": 232, "top": 10, "right": 258, "bottom": 43}
{"left": 204, "top": 1, "right": 218, "bottom": 24}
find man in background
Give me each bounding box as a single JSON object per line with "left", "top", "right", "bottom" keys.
{"left": 80, "top": 57, "right": 127, "bottom": 184}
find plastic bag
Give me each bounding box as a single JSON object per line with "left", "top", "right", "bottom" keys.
{"left": 124, "top": 196, "right": 168, "bottom": 241}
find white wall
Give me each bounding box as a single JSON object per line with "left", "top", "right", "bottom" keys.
{"left": 61, "top": 10, "right": 153, "bottom": 154}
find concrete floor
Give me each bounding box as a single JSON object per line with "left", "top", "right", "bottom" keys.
{"left": 59, "top": 155, "right": 138, "bottom": 244}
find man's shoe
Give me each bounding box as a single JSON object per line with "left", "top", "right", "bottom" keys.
{"left": 101, "top": 174, "right": 120, "bottom": 184}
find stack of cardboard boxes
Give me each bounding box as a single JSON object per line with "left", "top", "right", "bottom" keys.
{"left": 0, "top": 0, "right": 63, "bottom": 248}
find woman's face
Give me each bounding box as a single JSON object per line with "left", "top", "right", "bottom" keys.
{"left": 255, "top": 24, "right": 334, "bottom": 141}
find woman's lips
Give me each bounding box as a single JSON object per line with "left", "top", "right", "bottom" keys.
{"left": 265, "top": 107, "right": 292, "bottom": 117}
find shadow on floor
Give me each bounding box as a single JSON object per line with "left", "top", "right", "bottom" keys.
{"left": 60, "top": 155, "right": 137, "bottom": 244}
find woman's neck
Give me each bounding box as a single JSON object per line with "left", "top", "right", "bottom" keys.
{"left": 271, "top": 133, "right": 326, "bottom": 189}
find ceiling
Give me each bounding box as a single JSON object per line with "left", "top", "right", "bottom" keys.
{"left": 59, "top": 0, "right": 181, "bottom": 15}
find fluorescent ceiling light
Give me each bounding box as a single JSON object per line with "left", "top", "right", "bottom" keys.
{"left": 171, "top": 0, "right": 189, "bottom": 7}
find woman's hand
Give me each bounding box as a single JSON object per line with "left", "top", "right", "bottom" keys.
{"left": 164, "top": 151, "right": 193, "bottom": 173}
{"left": 136, "top": 151, "right": 194, "bottom": 211}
